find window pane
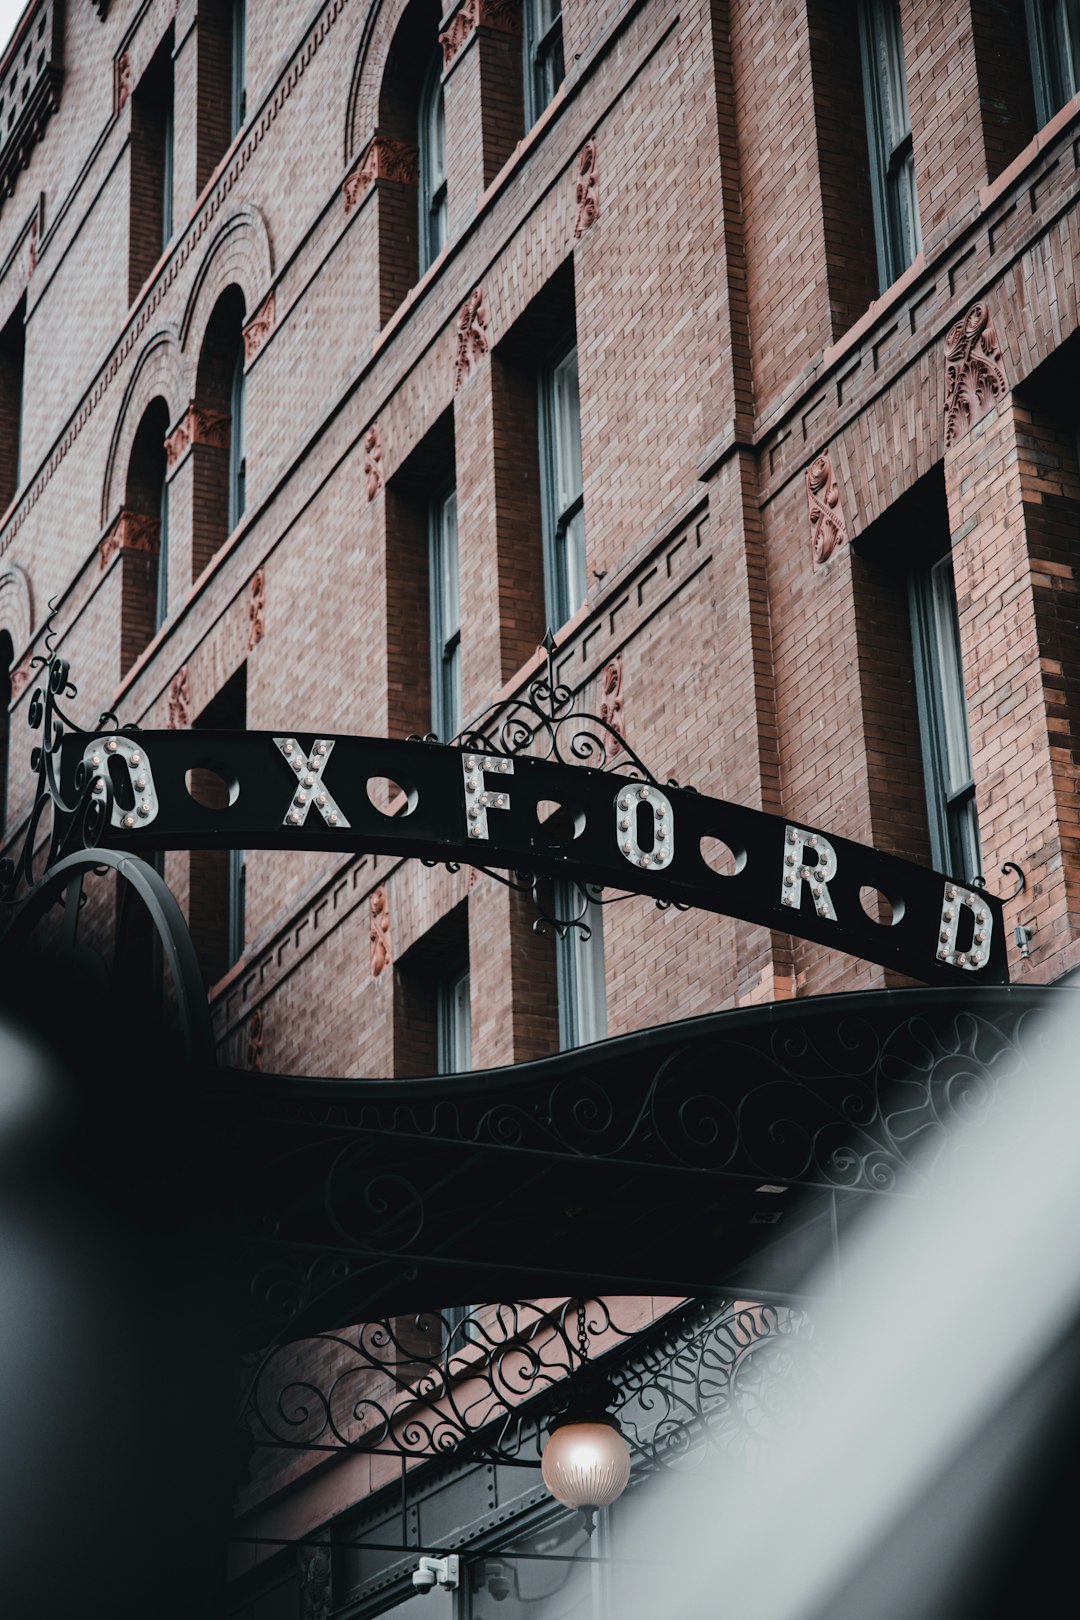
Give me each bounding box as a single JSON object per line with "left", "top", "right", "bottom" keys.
{"left": 928, "top": 556, "right": 974, "bottom": 801}
{"left": 542, "top": 345, "right": 586, "bottom": 626}
{"left": 555, "top": 880, "right": 607, "bottom": 1050}
{"left": 552, "top": 349, "right": 583, "bottom": 510}
{"left": 437, "top": 963, "right": 471, "bottom": 1074}
{"left": 431, "top": 487, "right": 462, "bottom": 739}
{"left": 156, "top": 478, "right": 169, "bottom": 629}
{"left": 229, "top": 348, "right": 245, "bottom": 529}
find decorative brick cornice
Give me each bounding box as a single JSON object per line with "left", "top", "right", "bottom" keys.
{"left": 248, "top": 568, "right": 266, "bottom": 651}
{"left": 99, "top": 508, "right": 160, "bottom": 570}
{"left": 370, "top": 885, "right": 392, "bottom": 977}
{"left": 453, "top": 286, "right": 490, "bottom": 393}
{"left": 343, "top": 134, "right": 419, "bottom": 214}
{"left": 439, "top": 0, "right": 520, "bottom": 66}
{"left": 363, "top": 424, "right": 384, "bottom": 500}
{"left": 243, "top": 292, "right": 276, "bottom": 364}
{"left": 167, "top": 665, "right": 191, "bottom": 730}
{"left": 165, "top": 404, "right": 231, "bottom": 471}
{"left": 943, "top": 300, "right": 1009, "bottom": 451}
{"left": 599, "top": 653, "right": 624, "bottom": 750}
{"left": 573, "top": 138, "right": 599, "bottom": 238}
{"left": 805, "top": 448, "right": 848, "bottom": 570}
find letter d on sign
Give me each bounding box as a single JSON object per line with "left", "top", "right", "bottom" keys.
{"left": 936, "top": 881, "right": 993, "bottom": 970}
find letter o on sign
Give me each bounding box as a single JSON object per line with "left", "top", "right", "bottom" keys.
{"left": 614, "top": 781, "right": 674, "bottom": 871}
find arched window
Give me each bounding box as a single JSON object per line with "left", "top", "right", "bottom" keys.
{"left": 192, "top": 286, "right": 246, "bottom": 579}
{"left": 120, "top": 397, "right": 170, "bottom": 671}
{"left": 418, "top": 50, "right": 447, "bottom": 270}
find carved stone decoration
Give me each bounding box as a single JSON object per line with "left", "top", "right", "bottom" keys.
{"left": 9, "top": 660, "right": 30, "bottom": 701}
{"left": 599, "top": 654, "right": 624, "bottom": 752}
{"left": 166, "top": 405, "right": 231, "bottom": 470}
{"left": 245, "top": 1006, "right": 264, "bottom": 1074}
{"left": 943, "top": 301, "right": 1009, "bottom": 451}
{"left": 439, "top": 0, "right": 520, "bottom": 64}
{"left": 573, "top": 138, "right": 599, "bottom": 238}
{"left": 99, "top": 509, "right": 161, "bottom": 570}
{"left": 116, "top": 52, "right": 132, "bottom": 112}
{"left": 298, "top": 1542, "right": 332, "bottom": 1620}
{"left": 243, "top": 293, "right": 276, "bottom": 364}
{"left": 343, "top": 135, "right": 420, "bottom": 213}
{"left": 805, "top": 448, "right": 849, "bottom": 570}
{"left": 26, "top": 215, "right": 38, "bottom": 277}
{"left": 370, "top": 885, "right": 392, "bottom": 978}
{"left": 167, "top": 665, "right": 191, "bottom": 730}
{"left": 439, "top": 0, "right": 479, "bottom": 65}
{"left": 454, "top": 287, "right": 490, "bottom": 393}
{"left": 363, "top": 425, "right": 384, "bottom": 501}
{"left": 248, "top": 568, "right": 266, "bottom": 652}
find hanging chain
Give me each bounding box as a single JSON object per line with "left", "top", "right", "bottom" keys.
{"left": 576, "top": 1298, "right": 589, "bottom": 1364}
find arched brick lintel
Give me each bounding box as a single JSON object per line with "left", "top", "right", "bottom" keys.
{"left": 0, "top": 564, "right": 33, "bottom": 670}
{"left": 179, "top": 205, "right": 274, "bottom": 369}
{"left": 344, "top": 0, "right": 419, "bottom": 163}
{"left": 101, "top": 326, "right": 185, "bottom": 528}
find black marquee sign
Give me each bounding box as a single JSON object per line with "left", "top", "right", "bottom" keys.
{"left": 2, "top": 642, "right": 1010, "bottom": 986}
{"left": 57, "top": 725, "right": 1007, "bottom": 986}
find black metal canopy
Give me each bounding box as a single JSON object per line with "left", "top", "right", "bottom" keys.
{"left": 220, "top": 983, "right": 1055, "bottom": 1349}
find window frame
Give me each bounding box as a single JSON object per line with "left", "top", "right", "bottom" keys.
{"left": 435, "top": 959, "right": 471, "bottom": 1076}
{"left": 523, "top": 0, "right": 565, "bottom": 127}
{"left": 155, "top": 468, "right": 170, "bottom": 631}
{"left": 418, "top": 50, "right": 448, "bottom": 272}
{"left": 538, "top": 339, "right": 586, "bottom": 631}
{"left": 1025, "top": 0, "right": 1080, "bottom": 126}
{"left": 429, "top": 483, "right": 462, "bottom": 741}
{"left": 554, "top": 879, "right": 607, "bottom": 1050}
{"left": 230, "top": 0, "right": 247, "bottom": 136}
{"left": 228, "top": 342, "right": 246, "bottom": 533}
{"left": 909, "top": 551, "right": 982, "bottom": 883}
{"left": 858, "top": 0, "right": 921, "bottom": 292}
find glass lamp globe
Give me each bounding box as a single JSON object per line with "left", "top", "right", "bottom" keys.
{"left": 541, "top": 1417, "right": 631, "bottom": 1532}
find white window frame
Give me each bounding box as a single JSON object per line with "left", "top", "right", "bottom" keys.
{"left": 419, "top": 52, "right": 448, "bottom": 271}
{"left": 436, "top": 961, "right": 471, "bottom": 1075}
{"left": 228, "top": 344, "right": 246, "bottom": 533}
{"left": 429, "top": 485, "right": 462, "bottom": 741}
{"left": 909, "top": 551, "right": 982, "bottom": 883}
{"left": 523, "top": 0, "right": 565, "bottom": 127}
{"left": 539, "top": 341, "right": 586, "bottom": 630}
{"left": 1025, "top": 0, "right": 1080, "bottom": 125}
{"left": 555, "top": 880, "right": 607, "bottom": 1050}
{"left": 858, "top": 0, "right": 921, "bottom": 292}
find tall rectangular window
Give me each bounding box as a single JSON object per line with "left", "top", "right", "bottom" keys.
{"left": 429, "top": 485, "right": 462, "bottom": 741}
{"left": 419, "top": 53, "right": 448, "bottom": 270}
{"left": 524, "top": 0, "right": 564, "bottom": 126}
{"left": 1026, "top": 0, "right": 1080, "bottom": 124}
{"left": 555, "top": 881, "right": 607, "bottom": 1049}
{"left": 909, "top": 553, "right": 982, "bottom": 882}
{"left": 230, "top": 0, "right": 247, "bottom": 135}
{"left": 858, "top": 0, "right": 920, "bottom": 291}
{"left": 436, "top": 961, "right": 471, "bottom": 1074}
{"left": 0, "top": 295, "right": 25, "bottom": 513}
{"left": 129, "top": 33, "right": 175, "bottom": 300}
{"left": 539, "top": 342, "right": 586, "bottom": 629}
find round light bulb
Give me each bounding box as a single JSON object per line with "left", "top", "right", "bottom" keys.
{"left": 540, "top": 1419, "right": 631, "bottom": 1517}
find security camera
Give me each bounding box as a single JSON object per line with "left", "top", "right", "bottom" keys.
{"left": 412, "top": 1556, "right": 459, "bottom": 1595}
{"left": 483, "top": 1562, "right": 512, "bottom": 1602}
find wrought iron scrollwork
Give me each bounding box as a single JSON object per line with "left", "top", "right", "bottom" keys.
{"left": 239, "top": 1297, "right": 819, "bottom": 1482}
{"left": 415, "top": 630, "right": 693, "bottom": 936}
{"left": 0, "top": 611, "right": 138, "bottom": 903}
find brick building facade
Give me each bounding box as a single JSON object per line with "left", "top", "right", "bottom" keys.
{"left": 1, "top": 0, "right": 1079, "bottom": 1613}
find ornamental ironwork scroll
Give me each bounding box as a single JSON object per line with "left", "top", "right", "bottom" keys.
{"left": 240, "top": 1296, "right": 819, "bottom": 1481}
